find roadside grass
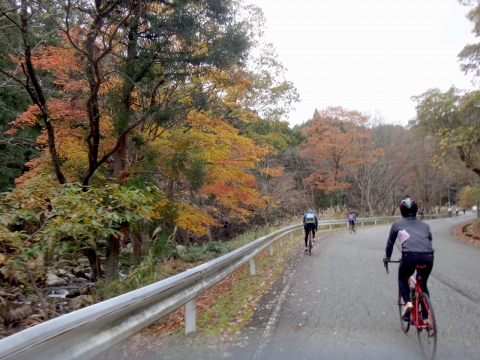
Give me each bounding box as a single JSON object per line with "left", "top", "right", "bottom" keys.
{"left": 196, "top": 240, "right": 293, "bottom": 336}
{"left": 97, "top": 220, "right": 301, "bottom": 300}
{"left": 121, "top": 228, "right": 303, "bottom": 357}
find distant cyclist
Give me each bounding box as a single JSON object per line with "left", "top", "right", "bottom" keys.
{"left": 348, "top": 211, "right": 356, "bottom": 229}
{"left": 303, "top": 209, "right": 318, "bottom": 252}
{"left": 383, "top": 198, "right": 434, "bottom": 321}
{"left": 419, "top": 208, "right": 425, "bottom": 220}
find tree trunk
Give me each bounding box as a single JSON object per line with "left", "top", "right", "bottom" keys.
{"left": 20, "top": 0, "right": 66, "bottom": 184}
{"left": 113, "top": 134, "right": 127, "bottom": 181}
{"left": 130, "top": 230, "right": 143, "bottom": 266}
{"left": 113, "top": 2, "right": 141, "bottom": 182}
{"left": 105, "top": 234, "right": 120, "bottom": 279}
{"left": 182, "top": 228, "right": 189, "bottom": 246}
{"left": 82, "top": 246, "right": 102, "bottom": 281}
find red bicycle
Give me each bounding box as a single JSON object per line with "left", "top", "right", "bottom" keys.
{"left": 385, "top": 260, "right": 437, "bottom": 360}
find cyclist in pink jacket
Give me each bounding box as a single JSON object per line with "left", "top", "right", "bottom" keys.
{"left": 383, "top": 198, "right": 434, "bottom": 321}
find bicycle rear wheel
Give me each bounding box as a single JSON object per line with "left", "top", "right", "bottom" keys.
{"left": 348, "top": 224, "right": 352, "bottom": 234}
{"left": 398, "top": 290, "right": 410, "bottom": 333}
{"left": 417, "top": 293, "right": 437, "bottom": 360}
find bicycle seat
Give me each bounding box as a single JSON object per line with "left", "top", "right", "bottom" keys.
{"left": 415, "top": 265, "right": 427, "bottom": 269}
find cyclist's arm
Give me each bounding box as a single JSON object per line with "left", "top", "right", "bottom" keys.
{"left": 385, "top": 224, "right": 399, "bottom": 258}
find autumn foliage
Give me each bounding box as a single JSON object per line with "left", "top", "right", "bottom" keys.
{"left": 300, "top": 107, "right": 381, "bottom": 193}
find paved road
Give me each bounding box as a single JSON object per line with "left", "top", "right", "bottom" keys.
{"left": 225, "top": 213, "right": 480, "bottom": 360}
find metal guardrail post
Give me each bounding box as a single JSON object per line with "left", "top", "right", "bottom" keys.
{"left": 269, "top": 244, "right": 273, "bottom": 256}
{"left": 250, "top": 258, "right": 256, "bottom": 275}
{"left": 280, "top": 236, "right": 283, "bottom": 246}
{"left": 185, "top": 298, "right": 196, "bottom": 334}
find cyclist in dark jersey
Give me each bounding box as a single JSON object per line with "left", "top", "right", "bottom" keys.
{"left": 383, "top": 198, "right": 434, "bottom": 321}
{"left": 303, "top": 209, "right": 318, "bottom": 251}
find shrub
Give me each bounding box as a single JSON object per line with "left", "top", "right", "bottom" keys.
{"left": 205, "top": 241, "right": 229, "bottom": 255}
{"left": 183, "top": 245, "right": 210, "bottom": 262}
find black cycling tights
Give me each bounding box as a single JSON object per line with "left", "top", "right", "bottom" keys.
{"left": 304, "top": 226, "right": 316, "bottom": 246}
{"left": 398, "top": 253, "right": 434, "bottom": 303}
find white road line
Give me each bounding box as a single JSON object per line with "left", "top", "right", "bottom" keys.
{"left": 252, "top": 275, "right": 293, "bottom": 360}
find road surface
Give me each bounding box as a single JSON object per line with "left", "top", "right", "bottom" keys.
{"left": 227, "top": 213, "right": 480, "bottom": 360}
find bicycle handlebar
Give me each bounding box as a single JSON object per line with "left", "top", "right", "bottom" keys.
{"left": 384, "top": 259, "right": 400, "bottom": 274}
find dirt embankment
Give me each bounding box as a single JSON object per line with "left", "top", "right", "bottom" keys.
{"left": 454, "top": 220, "right": 480, "bottom": 248}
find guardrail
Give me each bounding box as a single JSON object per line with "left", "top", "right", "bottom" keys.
{"left": 0, "top": 215, "right": 445, "bottom": 359}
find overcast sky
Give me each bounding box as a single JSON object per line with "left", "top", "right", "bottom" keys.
{"left": 250, "top": 0, "right": 478, "bottom": 127}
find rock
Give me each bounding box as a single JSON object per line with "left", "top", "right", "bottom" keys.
{"left": 66, "top": 295, "right": 94, "bottom": 311}
{"left": 176, "top": 245, "right": 186, "bottom": 255}
{"left": 78, "top": 258, "right": 90, "bottom": 266}
{"left": 67, "top": 273, "right": 78, "bottom": 280}
{"left": 56, "top": 269, "right": 68, "bottom": 276}
{"left": 45, "top": 273, "right": 67, "bottom": 286}
{"left": 54, "top": 260, "right": 73, "bottom": 269}
{"left": 2, "top": 302, "right": 33, "bottom": 324}
{"left": 65, "top": 289, "right": 81, "bottom": 298}
{"left": 73, "top": 269, "right": 91, "bottom": 281}
{"left": 61, "top": 253, "right": 75, "bottom": 261}
{"left": 66, "top": 285, "right": 95, "bottom": 298}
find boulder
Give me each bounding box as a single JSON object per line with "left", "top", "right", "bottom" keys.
{"left": 176, "top": 245, "right": 186, "bottom": 255}
{"left": 66, "top": 295, "right": 94, "bottom": 311}
{"left": 66, "top": 285, "right": 95, "bottom": 298}
{"left": 73, "top": 269, "right": 91, "bottom": 281}
{"left": 56, "top": 269, "right": 68, "bottom": 276}
{"left": 2, "top": 301, "right": 33, "bottom": 324}
{"left": 54, "top": 260, "right": 73, "bottom": 269}
{"left": 45, "top": 273, "right": 67, "bottom": 286}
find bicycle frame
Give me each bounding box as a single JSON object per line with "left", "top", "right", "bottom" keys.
{"left": 385, "top": 259, "right": 437, "bottom": 360}
{"left": 384, "top": 260, "right": 426, "bottom": 326}
{"left": 408, "top": 275, "right": 421, "bottom": 326}
{"left": 408, "top": 272, "right": 430, "bottom": 328}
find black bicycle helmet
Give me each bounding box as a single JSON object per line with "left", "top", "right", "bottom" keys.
{"left": 399, "top": 197, "right": 418, "bottom": 217}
